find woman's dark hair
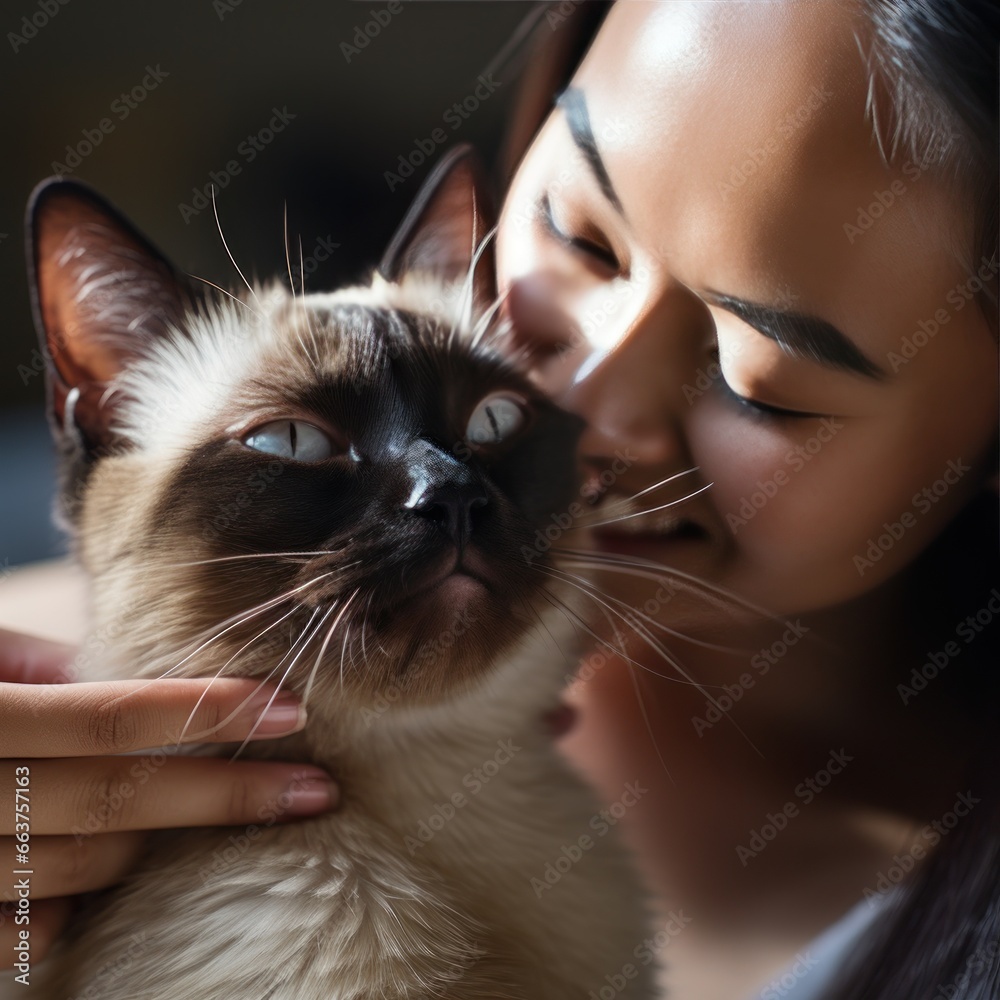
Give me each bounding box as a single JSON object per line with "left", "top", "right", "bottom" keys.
{"left": 825, "top": 5, "right": 1000, "bottom": 993}
{"left": 505, "top": 1, "right": 999, "bottom": 997}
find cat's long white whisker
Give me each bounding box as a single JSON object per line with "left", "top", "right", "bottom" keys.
{"left": 301, "top": 601, "right": 341, "bottom": 705}
{"left": 211, "top": 186, "right": 261, "bottom": 307}
{"left": 454, "top": 217, "right": 498, "bottom": 343}
{"left": 161, "top": 551, "right": 344, "bottom": 568}
{"left": 230, "top": 605, "right": 327, "bottom": 759}
{"left": 469, "top": 285, "right": 511, "bottom": 350}
{"left": 537, "top": 565, "right": 714, "bottom": 689}
{"left": 283, "top": 202, "right": 298, "bottom": 305}
{"left": 156, "top": 572, "right": 338, "bottom": 681}
{"left": 624, "top": 467, "right": 700, "bottom": 504}
{"left": 304, "top": 588, "right": 359, "bottom": 702}
{"left": 174, "top": 605, "right": 298, "bottom": 747}
{"left": 548, "top": 562, "right": 746, "bottom": 657}
{"left": 538, "top": 565, "right": 764, "bottom": 755}
{"left": 188, "top": 273, "right": 263, "bottom": 319}
{"left": 536, "top": 584, "right": 696, "bottom": 688}
{"left": 580, "top": 483, "right": 714, "bottom": 529}
{"left": 553, "top": 547, "right": 775, "bottom": 622}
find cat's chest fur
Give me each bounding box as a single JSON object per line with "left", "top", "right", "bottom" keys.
{"left": 37, "top": 618, "right": 656, "bottom": 1000}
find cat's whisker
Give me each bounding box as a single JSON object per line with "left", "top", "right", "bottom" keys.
{"left": 580, "top": 483, "right": 714, "bottom": 529}
{"left": 174, "top": 605, "right": 299, "bottom": 747}
{"left": 625, "top": 467, "right": 701, "bottom": 504}
{"left": 210, "top": 186, "right": 261, "bottom": 308}
{"left": 553, "top": 566, "right": 750, "bottom": 656}
{"left": 187, "top": 274, "right": 263, "bottom": 319}
{"left": 537, "top": 568, "right": 764, "bottom": 756}
{"left": 535, "top": 565, "right": 718, "bottom": 690}
{"left": 283, "top": 202, "right": 298, "bottom": 304}
{"left": 553, "top": 547, "right": 778, "bottom": 623}
{"left": 296, "top": 236, "right": 321, "bottom": 371}
{"left": 454, "top": 216, "right": 498, "bottom": 343}
{"left": 230, "top": 605, "right": 328, "bottom": 759}
{"left": 469, "top": 285, "right": 511, "bottom": 350}
{"left": 160, "top": 551, "right": 345, "bottom": 569}
{"left": 535, "top": 586, "right": 691, "bottom": 688}
{"left": 155, "top": 571, "right": 338, "bottom": 682}
{"left": 301, "top": 601, "right": 341, "bottom": 705}
{"left": 304, "top": 588, "right": 360, "bottom": 703}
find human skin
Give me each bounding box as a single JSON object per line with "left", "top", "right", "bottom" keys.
{"left": 0, "top": 624, "right": 337, "bottom": 971}
{"left": 495, "top": 0, "right": 996, "bottom": 995}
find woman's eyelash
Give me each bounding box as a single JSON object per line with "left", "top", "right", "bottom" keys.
{"left": 539, "top": 194, "right": 619, "bottom": 270}
{"left": 714, "top": 374, "right": 819, "bottom": 421}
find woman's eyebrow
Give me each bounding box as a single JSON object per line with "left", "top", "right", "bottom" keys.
{"left": 556, "top": 87, "right": 625, "bottom": 216}
{"left": 703, "top": 291, "right": 887, "bottom": 380}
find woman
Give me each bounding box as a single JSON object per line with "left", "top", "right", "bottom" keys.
{"left": 2, "top": 1, "right": 997, "bottom": 996}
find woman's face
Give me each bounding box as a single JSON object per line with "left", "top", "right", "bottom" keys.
{"left": 496, "top": 0, "right": 998, "bottom": 621}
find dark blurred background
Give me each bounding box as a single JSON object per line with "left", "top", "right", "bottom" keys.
{"left": 0, "top": 0, "right": 550, "bottom": 567}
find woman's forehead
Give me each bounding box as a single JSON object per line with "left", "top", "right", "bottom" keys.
{"left": 565, "top": 0, "right": 977, "bottom": 361}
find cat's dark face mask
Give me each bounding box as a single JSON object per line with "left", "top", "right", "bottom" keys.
{"left": 26, "top": 146, "right": 586, "bottom": 703}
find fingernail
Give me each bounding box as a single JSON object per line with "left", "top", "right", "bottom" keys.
{"left": 282, "top": 768, "right": 337, "bottom": 815}
{"left": 250, "top": 692, "right": 307, "bottom": 737}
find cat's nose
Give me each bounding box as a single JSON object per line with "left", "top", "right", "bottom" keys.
{"left": 403, "top": 440, "right": 488, "bottom": 549}
{"left": 408, "top": 482, "right": 488, "bottom": 548}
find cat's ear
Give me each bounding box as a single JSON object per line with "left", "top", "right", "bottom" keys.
{"left": 378, "top": 144, "right": 497, "bottom": 309}
{"left": 26, "top": 177, "right": 196, "bottom": 458}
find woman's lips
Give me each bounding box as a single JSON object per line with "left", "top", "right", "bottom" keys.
{"left": 590, "top": 518, "right": 709, "bottom": 558}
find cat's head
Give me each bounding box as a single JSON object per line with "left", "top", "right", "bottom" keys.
{"left": 26, "top": 147, "right": 584, "bottom": 708}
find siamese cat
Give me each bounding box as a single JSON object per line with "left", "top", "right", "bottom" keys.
{"left": 16, "top": 146, "right": 657, "bottom": 999}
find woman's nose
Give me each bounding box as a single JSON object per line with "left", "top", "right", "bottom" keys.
{"left": 558, "top": 282, "right": 710, "bottom": 470}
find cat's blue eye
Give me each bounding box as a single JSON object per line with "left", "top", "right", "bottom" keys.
{"left": 242, "top": 420, "right": 335, "bottom": 462}
{"left": 466, "top": 394, "right": 527, "bottom": 446}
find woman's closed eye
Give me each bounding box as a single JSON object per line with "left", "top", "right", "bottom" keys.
{"left": 538, "top": 193, "right": 620, "bottom": 272}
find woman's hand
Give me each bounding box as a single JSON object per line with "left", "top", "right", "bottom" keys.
{"left": 0, "top": 628, "right": 336, "bottom": 970}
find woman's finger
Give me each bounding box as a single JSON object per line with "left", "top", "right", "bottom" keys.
{"left": 0, "top": 629, "right": 77, "bottom": 685}
{"left": 0, "top": 832, "right": 146, "bottom": 901}
{"left": 0, "top": 757, "right": 337, "bottom": 836}
{"left": 0, "top": 895, "right": 72, "bottom": 971}
{"left": 0, "top": 677, "right": 307, "bottom": 756}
